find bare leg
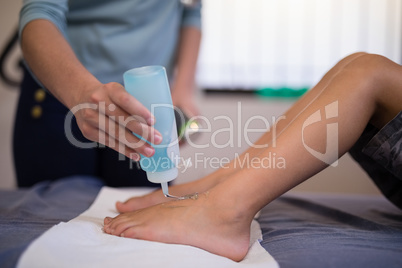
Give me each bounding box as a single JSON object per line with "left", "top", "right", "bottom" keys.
{"left": 105, "top": 54, "right": 402, "bottom": 261}
{"left": 117, "top": 52, "right": 368, "bottom": 212}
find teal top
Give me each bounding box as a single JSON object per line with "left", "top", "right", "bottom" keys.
{"left": 19, "top": 0, "right": 201, "bottom": 84}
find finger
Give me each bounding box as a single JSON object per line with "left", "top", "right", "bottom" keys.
{"left": 109, "top": 85, "right": 155, "bottom": 126}
{"left": 97, "top": 101, "right": 162, "bottom": 145}
{"left": 98, "top": 129, "right": 148, "bottom": 160}
{"left": 84, "top": 124, "right": 141, "bottom": 161}
{"left": 115, "top": 126, "right": 155, "bottom": 157}
{"left": 119, "top": 115, "right": 162, "bottom": 145}
{"left": 89, "top": 114, "right": 156, "bottom": 157}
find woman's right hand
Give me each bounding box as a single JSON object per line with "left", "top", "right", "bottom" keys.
{"left": 70, "top": 82, "right": 162, "bottom": 161}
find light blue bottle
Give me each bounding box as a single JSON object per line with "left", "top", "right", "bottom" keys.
{"left": 123, "top": 66, "right": 180, "bottom": 186}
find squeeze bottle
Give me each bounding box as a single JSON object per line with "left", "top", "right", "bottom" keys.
{"left": 123, "top": 66, "right": 179, "bottom": 194}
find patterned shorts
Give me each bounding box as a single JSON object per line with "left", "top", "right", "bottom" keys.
{"left": 349, "top": 111, "right": 402, "bottom": 209}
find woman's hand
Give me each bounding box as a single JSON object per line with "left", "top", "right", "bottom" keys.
{"left": 72, "top": 82, "right": 162, "bottom": 161}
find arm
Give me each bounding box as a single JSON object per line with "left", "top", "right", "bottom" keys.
{"left": 171, "top": 2, "right": 202, "bottom": 117}
{"left": 21, "top": 20, "right": 97, "bottom": 109}
{"left": 171, "top": 26, "right": 201, "bottom": 117}
{"left": 20, "top": 19, "right": 161, "bottom": 160}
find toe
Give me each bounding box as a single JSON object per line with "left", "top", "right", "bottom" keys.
{"left": 104, "top": 217, "right": 112, "bottom": 225}
{"left": 116, "top": 199, "right": 136, "bottom": 213}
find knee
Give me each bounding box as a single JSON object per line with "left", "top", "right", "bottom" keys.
{"left": 340, "top": 53, "right": 391, "bottom": 94}
{"left": 344, "top": 52, "right": 369, "bottom": 60}
{"left": 345, "top": 53, "right": 390, "bottom": 78}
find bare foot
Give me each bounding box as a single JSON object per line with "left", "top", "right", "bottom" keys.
{"left": 115, "top": 187, "right": 200, "bottom": 212}
{"left": 105, "top": 190, "right": 252, "bottom": 262}
{"left": 115, "top": 189, "right": 165, "bottom": 212}
{"left": 116, "top": 174, "right": 228, "bottom": 213}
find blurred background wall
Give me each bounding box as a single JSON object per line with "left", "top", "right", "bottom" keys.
{"left": 1, "top": 0, "right": 400, "bottom": 194}
{"left": 197, "top": 0, "right": 402, "bottom": 90}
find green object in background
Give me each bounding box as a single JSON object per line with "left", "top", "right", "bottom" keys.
{"left": 255, "top": 87, "right": 309, "bottom": 98}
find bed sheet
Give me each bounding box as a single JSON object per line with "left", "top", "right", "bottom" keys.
{"left": 0, "top": 176, "right": 103, "bottom": 268}
{"left": 1, "top": 176, "right": 402, "bottom": 268}
{"left": 259, "top": 192, "right": 402, "bottom": 268}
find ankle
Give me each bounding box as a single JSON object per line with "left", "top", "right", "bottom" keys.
{"left": 206, "top": 171, "right": 269, "bottom": 222}
{"left": 205, "top": 187, "right": 255, "bottom": 225}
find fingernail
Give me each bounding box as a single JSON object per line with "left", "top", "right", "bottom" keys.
{"left": 144, "top": 147, "right": 154, "bottom": 157}
{"left": 131, "top": 153, "right": 140, "bottom": 161}
{"left": 121, "top": 233, "right": 125, "bottom": 237}
{"left": 154, "top": 134, "right": 162, "bottom": 144}
{"left": 147, "top": 117, "right": 155, "bottom": 125}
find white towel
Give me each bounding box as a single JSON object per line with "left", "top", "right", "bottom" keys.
{"left": 17, "top": 187, "right": 279, "bottom": 268}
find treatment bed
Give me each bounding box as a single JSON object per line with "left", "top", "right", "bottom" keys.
{"left": 1, "top": 176, "right": 401, "bottom": 267}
